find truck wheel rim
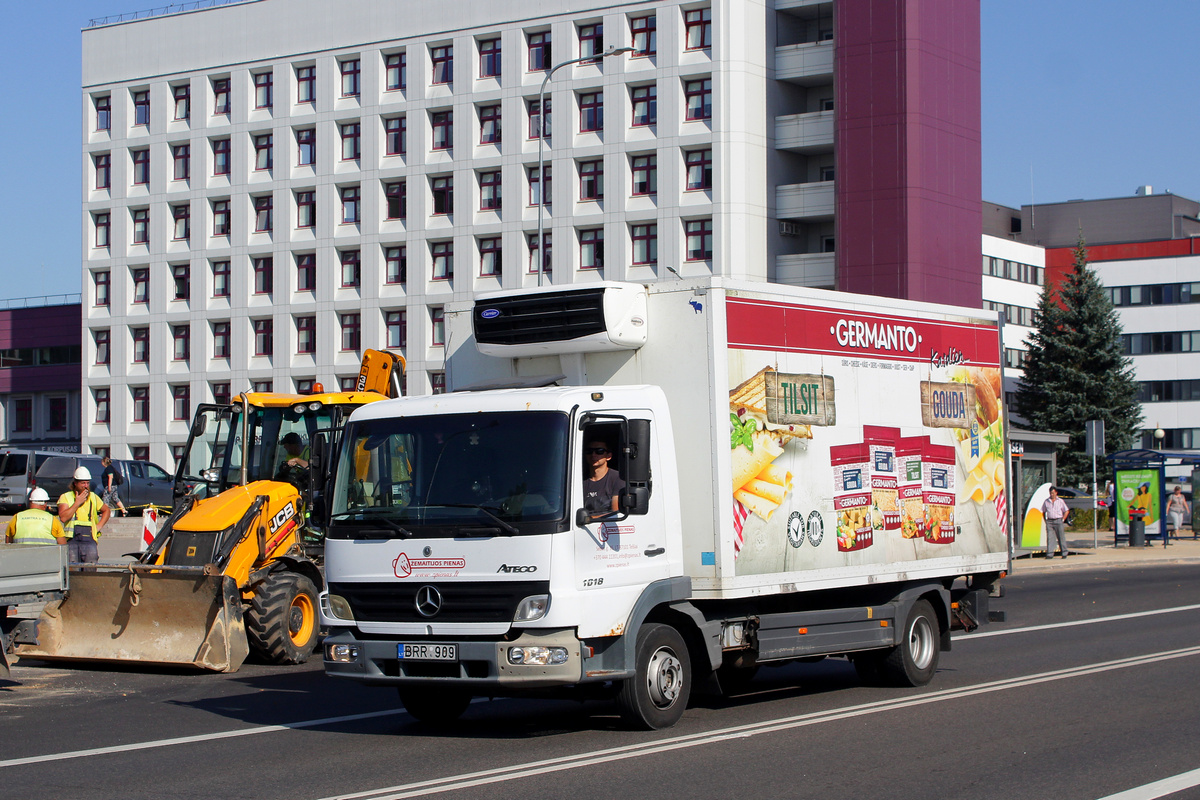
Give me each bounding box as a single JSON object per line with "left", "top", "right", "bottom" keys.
{"left": 909, "top": 616, "right": 935, "bottom": 670}
{"left": 646, "top": 647, "right": 683, "bottom": 708}
{"left": 289, "top": 593, "right": 315, "bottom": 645}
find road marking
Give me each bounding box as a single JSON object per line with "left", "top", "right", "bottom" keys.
{"left": 1096, "top": 767, "right": 1200, "bottom": 800}
{"left": 317, "top": 645, "right": 1200, "bottom": 800}
{"left": 956, "top": 602, "right": 1200, "bottom": 640}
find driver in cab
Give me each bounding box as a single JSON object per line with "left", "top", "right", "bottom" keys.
{"left": 276, "top": 432, "right": 309, "bottom": 486}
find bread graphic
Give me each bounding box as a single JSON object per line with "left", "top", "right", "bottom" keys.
{"left": 730, "top": 367, "right": 810, "bottom": 520}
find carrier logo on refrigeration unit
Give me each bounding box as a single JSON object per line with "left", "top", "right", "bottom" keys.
{"left": 480, "top": 308, "right": 501, "bottom": 319}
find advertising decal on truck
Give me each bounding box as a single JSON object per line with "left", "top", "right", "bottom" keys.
{"left": 726, "top": 298, "right": 1006, "bottom": 575}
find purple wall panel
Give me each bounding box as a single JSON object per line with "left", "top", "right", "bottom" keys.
{"left": 0, "top": 304, "right": 82, "bottom": 394}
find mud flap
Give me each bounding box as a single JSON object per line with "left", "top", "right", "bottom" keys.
{"left": 17, "top": 570, "right": 249, "bottom": 672}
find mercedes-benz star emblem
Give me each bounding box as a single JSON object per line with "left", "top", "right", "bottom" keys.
{"left": 415, "top": 585, "right": 442, "bottom": 617}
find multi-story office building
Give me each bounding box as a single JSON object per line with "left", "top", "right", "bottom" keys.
{"left": 0, "top": 297, "right": 83, "bottom": 451}
{"left": 81, "top": 0, "right": 983, "bottom": 464}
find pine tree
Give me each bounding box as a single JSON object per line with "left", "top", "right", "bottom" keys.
{"left": 1013, "top": 237, "right": 1142, "bottom": 487}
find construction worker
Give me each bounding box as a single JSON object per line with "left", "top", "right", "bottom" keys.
{"left": 58, "top": 467, "right": 110, "bottom": 564}
{"left": 4, "top": 488, "right": 67, "bottom": 545}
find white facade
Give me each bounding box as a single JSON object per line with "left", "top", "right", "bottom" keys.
{"left": 981, "top": 234, "right": 1044, "bottom": 408}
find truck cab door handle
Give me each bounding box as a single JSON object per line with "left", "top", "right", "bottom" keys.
{"left": 644, "top": 547, "right": 665, "bottom": 557}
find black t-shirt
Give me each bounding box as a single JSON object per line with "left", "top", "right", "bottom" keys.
{"left": 102, "top": 465, "right": 119, "bottom": 489}
{"left": 584, "top": 470, "right": 625, "bottom": 516}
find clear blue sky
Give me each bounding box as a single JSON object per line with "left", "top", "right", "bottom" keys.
{"left": 1, "top": 0, "right": 1197, "bottom": 300}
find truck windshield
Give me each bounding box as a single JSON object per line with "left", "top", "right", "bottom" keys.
{"left": 329, "top": 411, "right": 570, "bottom": 537}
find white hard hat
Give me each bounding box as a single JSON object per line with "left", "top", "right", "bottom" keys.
{"left": 73, "top": 466, "right": 92, "bottom": 481}
{"left": 29, "top": 488, "right": 49, "bottom": 503}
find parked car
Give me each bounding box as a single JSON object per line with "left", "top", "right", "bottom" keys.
{"left": 34, "top": 455, "right": 174, "bottom": 513}
{"left": 0, "top": 449, "right": 65, "bottom": 511}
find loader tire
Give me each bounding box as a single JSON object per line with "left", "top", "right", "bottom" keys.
{"left": 246, "top": 572, "right": 319, "bottom": 665}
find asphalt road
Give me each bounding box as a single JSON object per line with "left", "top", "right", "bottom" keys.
{"left": 3, "top": 563, "right": 1199, "bottom": 800}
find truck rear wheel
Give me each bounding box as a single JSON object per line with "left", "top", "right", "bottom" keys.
{"left": 616, "top": 623, "right": 691, "bottom": 730}
{"left": 882, "top": 599, "right": 940, "bottom": 687}
{"left": 246, "top": 572, "right": 319, "bottom": 665}
{"left": 398, "top": 687, "right": 472, "bottom": 725}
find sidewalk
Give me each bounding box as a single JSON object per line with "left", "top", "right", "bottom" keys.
{"left": 1015, "top": 526, "right": 1200, "bottom": 571}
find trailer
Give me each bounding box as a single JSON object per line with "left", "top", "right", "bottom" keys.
{"left": 319, "top": 279, "right": 1009, "bottom": 728}
{"left": 1, "top": 543, "right": 68, "bottom": 677}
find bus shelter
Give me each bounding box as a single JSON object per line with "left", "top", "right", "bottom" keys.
{"left": 1109, "top": 449, "right": 1200, "bottom": 545}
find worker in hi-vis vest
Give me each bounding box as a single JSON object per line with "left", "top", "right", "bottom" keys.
{"left": 5, "top": 488, "right": 67, "bottom": 545}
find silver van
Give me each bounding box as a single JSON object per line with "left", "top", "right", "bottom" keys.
{"left": 0, "top": 449, "right": 64, "bottom": 511}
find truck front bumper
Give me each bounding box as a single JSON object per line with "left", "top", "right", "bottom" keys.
{"left": 322, "top": 627, "right": 584, "bottom": 689}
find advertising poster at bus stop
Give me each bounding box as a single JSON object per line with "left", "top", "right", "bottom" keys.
{"left": 1115, "top": 468, "right": 1160, "bottom": 537}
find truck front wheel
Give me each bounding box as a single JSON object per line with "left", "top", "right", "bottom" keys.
{"left": 616, "top": 623, "right": 691, "bottom": 730}
{"left": 398, "top": 687, "right": 472, "bottom": 725}
{"left": 882, "top": 599, "right": 940, "bottom": 686}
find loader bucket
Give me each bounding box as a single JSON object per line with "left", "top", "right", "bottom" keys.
{"left": 17, "top": 569, "right": 249, "bottom": 673}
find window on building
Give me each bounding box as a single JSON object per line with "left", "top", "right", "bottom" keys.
{"left": 172, "top": 325, "right": 190, "bottom": 361}
{"left": 684, "top": 148, "right": 713, "bottom": 191}
{"left": 385, "top": 181, "right": 406, "bottom": 220}
{"left": 296, "top": 65, "right": 315, "bottom": 103}
{"left": 580, "top": 228, "right": 604, "bottom": 269}
{"left": 254, "top": 133, "right": 273, "bottom": 170}
{"left": 685, "top": 218, "right": 713, "bottom": 261}
{"left": 212, "top": 260, "right": 230, "bottom": 297}
{"left": 12, "top": 398, "right": 32, "bottom": 433}
{"left": 631, "top": 154, "right": 657, "bottom": 195}
{"left": 479, "top": 171, "right": 502, "bottom": 211}
{"left": 296, "top": 315, "right": 316, "bottom": 354}
{"left": 295, "top": 253, "right": 315, "bottom": 291}
{"left": 131, "top": 267, "right": 149, "bottom": 303}
{"left": 431, "top": 110, "right": 453, "bottom": 150}
{"left": 46, "top": 397, "right": 67, "bottom": 432}
{"left": 132, "top": 327, "right": 150, "bottom": 363}
{"left": 684, "top": 7, "right": 712, "bottom": 50}
{"left": 132, "top": 387, "right": 150, "bottom": 422}
{"left": 578, "top": 23, "right": 603, "bottom": 60}
{"left": 385, "top": 116, "right": 407, "bottom": 155}
{"left": 254, "top": 318, "right": 273, "bottom": 356}
{"left": 385, "top": 52, "right": 407, "bottom": 91}
{"left": 819, "top": 164, "right": 835, "bottom": 182}
{"left": 254, "top": 195, "right": 273, "bottom": 232}
{"left": 528, "top": 31, "right": 551, "bottom": 71}
{"left": 296, "top": 379, "right": 315, "bottom": 395}
{"left": 631, "top": 15, "right": 657, "bottom": 56}
{"left": 212, "top": 138, "right": 231, "bottom": 175}
{"left": 132, "top": 208, "right": 149, "bottom": 244}
{"left": 132, "top": 148, "right": 150, "bottom": 185}
{"left": 94, "top": 153, "right": 111, "bottom": 189}
{"left": 684, "top": 78, "right": 713, "bottom": 120}
{"left": 579, "top": 91, "right": 603, "bottom": 132}
{"left": 172, "top": 264, "right": 189, "bottom": 300}
{"left": 385, "top": 245, "right": 406, "bottom": 285}
{"left": 94, "top": 270, "right": 110, "bottom": 307}
{"left": 251, "top": 381, "right": 273, "bottom": 393}
{"left": 172, "top": 204, "right": 190, "bottom": 241}
{"left": 133, "top": 90, "right": 150, "bottom": 126}
{"left": 340, "top": 249, "right": 361, "bottom": 287}
{"left": 431, "top": 372, "right": 447, "bottom": 395}
{"left": 479, "top": 38, "right": 501, "bottom": 78}
{"left": 340, "top": 185, "right": 360, "bottom": 223}
{"left": 340, "top": 58, "right": 360, "bottom": 97}
{"left": 431, "top": 307, "right": 445, "bottom": 345}
{"left": 172, "top": 144, "right": 190, "bottom": 180}
{"left": 579, "top": 159, "right": 603, "bottom": 200}
{"left": 172, "top": 385, "right": 190, "bottom": 421}
{"left": 431, "top": 45, "right": 453, "bottom": 85}
{"left": 173, "top": 84, "right": 190, "bottom": 120}
{"left": 94, "top": 329, "right": 110, "bottom": 365}
{"left": 431, "top": 175, "right": 453, "bottom": 215}
{"left": 479, "top": 104, "right": 501, "bottom": 144}
{"left": 385, "top": 310, "right": 407, "bottom": 349}
{"left": 528, "top": 99, "right": 550, "bottom": 139}
{"left": 254, "top": 71, "right": 273, "bottom": 108}
{"left": 95, "top": 94, "right": 111, "bottom": 131}
{"left": 212, "top": 382, "right": 231, "bottom": 405}
{"left": 94, "top": 212, "right": 111, "bottom": 248}
{"left": 340, "top": 121, "right": 361, "bottom": 160}
{"left": 632, "top": 223, "right": 657, "bottom": 265}
{"left": 295, "top": 190, "right": 315, "bottom": 228}
{"left": 432, "top": 241, "right": 453, "bottom": 280}
{"left": 212, "top": 78, "right": 230, "bottom": 114}
{"left": 479, "top": 237, "right": 502, "bottom": 277}
{"left": 529, "top": 165, "right": 550, "bottom": 206}
{"left": 212, "top": 199, "right": 230, "bottom": 236}
{"left": 631, "top": 85, "right": 656, "bottom": 126}
{"left": 253, "top": 256, "right": 273, "bottom": 294}
{"left": 212, "top": 321, "right": 230, "bottom": 358}
{"left": 296, "top": 128, "right": 315, "bottom": 165}
{"left": 341, "top": 313, "right": 361, "bottom": 352}
{"left": 527, "top": 232, "right": 551, "bottom": 274}
{"left": 95, "top": 388, "right": 110, "bottom": 424}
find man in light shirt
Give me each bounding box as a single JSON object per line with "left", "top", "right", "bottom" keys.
{"left": 1042, "top": 486, "right": 1070, "bottom": 558}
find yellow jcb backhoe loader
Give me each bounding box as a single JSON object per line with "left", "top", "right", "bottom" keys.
{"left": 19, "top": 350, "right": 403, "bottom": 672}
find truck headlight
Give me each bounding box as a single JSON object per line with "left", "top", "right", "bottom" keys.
{"left": 326, "top": 643, "right": 359, "bottom": 662}
{"left": 513, "top": 594, "right": 550, "bottom": 622}
{"left": 325, "top": 594, "right": 355, "bottom": 621}
{"left": 508, "top": 646, "right": 569, "bottom": 666}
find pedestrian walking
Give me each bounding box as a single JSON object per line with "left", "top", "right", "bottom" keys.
{"left": 57, "top": 467, "right": 110, "bottom": 564}
{"left": 1042, "top": 485, "right": 1070, "bottom": 558}
{"left": 4, "top": 488, "right": 66, "bottom": 545}
{"left": 1166, "top": 486, "right": 1191, "bottom": 539}
{"left": 101, "top": 456, "right": 127, "bottom": 517}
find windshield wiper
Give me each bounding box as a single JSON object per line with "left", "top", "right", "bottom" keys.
{"left": 423, "top": 504, "right": 521, "bottom": 536}
{"left": 330, "top": 510, "right": 413, "bottom": 538}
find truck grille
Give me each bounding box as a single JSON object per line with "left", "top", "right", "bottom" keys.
{"left": 474, "top": 289, "right": 607, "bottom": 345}
{"left": 328, "top": 581, "right": 549, "bottom": 624}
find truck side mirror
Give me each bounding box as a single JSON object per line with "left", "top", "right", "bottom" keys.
{"left": 620, "top": 419, "right": 652, "bottom": 515}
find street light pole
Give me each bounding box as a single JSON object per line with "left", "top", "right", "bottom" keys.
{"left": 537, "top": 46, "right": 633, "bottom": 287}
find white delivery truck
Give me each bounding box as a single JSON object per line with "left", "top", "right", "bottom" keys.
{"left": 319, "top": 279, "right": 1009, "bottom": 729}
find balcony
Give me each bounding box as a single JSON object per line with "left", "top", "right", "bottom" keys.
{"left": 776, "top": 253, "right": 835, "bottom": 288}
{"left": 776, "top": 110, "right": 833, "bottom": 153}
{"left": 776, "top": 180, "right": 835, "bottom": 221}
{"left": 776, "top": 40, "right": 833, "bottom": 86}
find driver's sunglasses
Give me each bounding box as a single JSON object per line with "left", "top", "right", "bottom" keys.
{"left": 585, "top": 447, "right": 609, "bottom": 455}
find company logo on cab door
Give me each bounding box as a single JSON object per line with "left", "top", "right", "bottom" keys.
{"left": 726, "top": 299, "right": 1001, "bottom": 368}
{"left": 392, "top": 552, "right": 467, "bottom": 579}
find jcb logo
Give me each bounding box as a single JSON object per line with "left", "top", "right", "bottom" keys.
{"left": 496, "top": 564, "right": 537, "bottom": 574}
{"left": 269, "top": 502, "right": 296, "bottom": 533}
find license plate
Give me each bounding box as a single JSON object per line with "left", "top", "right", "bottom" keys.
{"left": 398, "top": 643, "right": 458, "bottom": 662}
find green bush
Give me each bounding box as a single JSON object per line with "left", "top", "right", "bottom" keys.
{"left": 1068, "top": 509, "right": 1111, "bottom": 531}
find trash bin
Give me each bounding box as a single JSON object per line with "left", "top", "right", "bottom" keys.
{"left": 1128, "top": 509, "right": 1147, "bottom": 547}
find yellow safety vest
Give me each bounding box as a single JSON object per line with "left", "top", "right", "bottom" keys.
{"left": 58, "top": 491, "right": 105, "bottom": 539}
{"left": 10, "top": 508, "right": 61, "bottom": 545}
